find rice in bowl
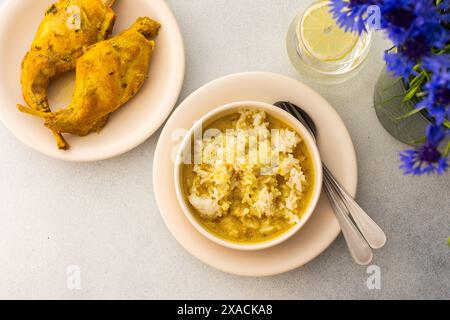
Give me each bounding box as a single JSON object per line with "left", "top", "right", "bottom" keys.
{"left": 181, "top": 109, "right": 316, "bottom": 244}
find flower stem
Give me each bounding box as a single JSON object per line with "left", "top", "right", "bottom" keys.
{"left": 444, "top": 142, "right": 450, "bottom": 157}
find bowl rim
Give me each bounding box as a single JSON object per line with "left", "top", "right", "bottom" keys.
{"left": 173, "top": 100, "right": 323, "bottom": 251}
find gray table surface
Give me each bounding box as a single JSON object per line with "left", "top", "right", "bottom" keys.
{"left": 0, "top": 0, "right": 449, "bottom": 300}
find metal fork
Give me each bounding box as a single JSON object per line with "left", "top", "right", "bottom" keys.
{"left": 275, "top": 101, "right": 386, "bottom": 265}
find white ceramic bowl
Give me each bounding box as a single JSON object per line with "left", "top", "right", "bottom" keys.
{"left": 174, "top": 101, "right": 323, "bottom": 251}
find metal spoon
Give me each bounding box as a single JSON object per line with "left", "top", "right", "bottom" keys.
{"left": 275, "top": 101, "right": 386, "bottom": 265}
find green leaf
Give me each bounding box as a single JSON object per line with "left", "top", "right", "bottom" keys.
{"left": 408, "top": 74, "right": 425, "bottom": 88}
{"left": 444, "top": 119, "right": 450, "bottom": 129}
{"left": 410, "top": 136, "right": 427, "bottom": 146}
{"left": 415, "top": 91, "right": 427, "bottom": 98}
{"left": 437, "top": 44, "right": 450, "bottom": 55}
{"left": 374, "top": 94, "right": 405, "bottom": 108}
{"left": 444, "top": 142, "right": 450, "bottom": 157}
{"left": 403, "top": 85, "right": 421, "bottom": 103}
{"left": 395, "top": 107, "right": 426, "bottom": 120}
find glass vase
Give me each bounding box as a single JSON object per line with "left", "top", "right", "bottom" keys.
{"left": 373, "top": 68, "right": 431, "bottom": 146}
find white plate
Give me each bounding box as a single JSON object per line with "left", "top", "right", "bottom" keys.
{"left": 153, "top": 72, "right": 358, "bottom": 277}
{"left": 0, "top": 0, "right": 185, "bottom": 161}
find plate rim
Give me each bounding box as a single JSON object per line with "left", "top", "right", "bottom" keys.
{"left": 153, "top": 71, "right": 358, "bottom": 277}
{"left": 0, "top": 0, "right": 185, "bottom": 162}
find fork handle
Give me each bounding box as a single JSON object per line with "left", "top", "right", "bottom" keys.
{"left": 323, "top": 177, "right": 373, "bottom": 265}
{"left": 323, "top": 166, "right": 387, "bottom": 249}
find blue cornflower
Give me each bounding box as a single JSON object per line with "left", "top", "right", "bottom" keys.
{"left": 329, "top": 0, "right": 382, "bottom": 35}
{"left": 423, "top": 54, "right": 450, "bottom": 74}
{"left": 426, "top": 123, "right": 447, "bottom": 145}
{"left": 384, "top": 51, "right": 417, "bottom": 79}
{"left": 384, "top": 33, "right": 436, "bottom": 79}
{"left": 328, "top": 0, "right": 449, "bottom": 176}
{"left": 381, "top": 0, "right": 448, "bottom": 46}
{"left": 381, "top": 0, "right": 420, "bottom": 45}
{"left": 400, "top": 148, "right": 449, "bottom": 175}
{"left": 418, "top": 67, "right": 450, "bottom": 124}
{"left": 400, "top": 125, "right": 449, "bottom": 175}
{"left": 439, "top": 0, "right": 450, "bottom": 22}
{"left": 438, "top": 0, "right": 449, "bottom": 11}
{"left": 385, "top": 36, "right": 449, "bottom": 79}
{"left": 414, "top": 17, "right": 449, "bottom": 50}
{"left": 383, "top": 0, "right": 449, "bottom": 79}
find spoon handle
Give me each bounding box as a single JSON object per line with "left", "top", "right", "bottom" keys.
{"left": 323, "top": 166, "right": 387, "bottom": 249}
{"left": 323, "top": 174, "right": 373, "bottom": 265}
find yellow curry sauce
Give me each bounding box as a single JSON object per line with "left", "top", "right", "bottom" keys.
{"left": 182, "top": 110, "right": 315, "bottom": 244}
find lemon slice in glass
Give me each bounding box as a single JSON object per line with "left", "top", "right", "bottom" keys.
{"left": 299, "top": 1, "right": 359, "bottom": 62}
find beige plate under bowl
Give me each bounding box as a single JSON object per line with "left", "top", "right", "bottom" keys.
{"left": 153, "top": 72, "right": 358, "bottom": 277}
{"left": 0, "top": 0, "right": 185, "bottom": 161}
